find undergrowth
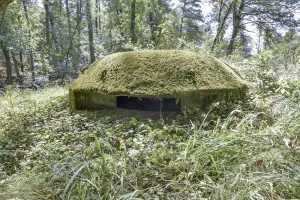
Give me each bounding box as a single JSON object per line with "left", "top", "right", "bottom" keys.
{"left": 0, "top": 60, "right": 300, "bottom": 200}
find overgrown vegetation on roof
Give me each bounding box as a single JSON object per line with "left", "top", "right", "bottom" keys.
{"left": 70, "top": 51, "right": 247, "bottom": 97}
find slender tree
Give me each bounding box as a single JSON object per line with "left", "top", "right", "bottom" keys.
{"left": 98, "top": 0, "right": 101, "bottom": 33}
{"left": 211, "top": 0, "right": 234, "bottom": 51}
{"left": 178, "top": 0, "right": 204, "bottom": 48}
{"left": 130, "top": 0, "right": 136, "bottom": 44}
{"left": 227, "top": 0, "right": 299, "bottom": 55}
{"left": 148, "top": 3, "right": 155, "bottom": 44}
{"left": 44, "top": 0, "right": 50, "bottom": 44}
{"left": 179, "top": 0, "right": 187, "bottom": 37}
{"left": 20, "top": 51, "right": 24, "bottom": 73}
{"left": 66, "top": 0, "right": 71, "bottom": 36}
{"left": 1, "top": 45, "right": 12, "bottom": 84}
{"left": 0, "top": 6, "right": 12, "bottom": 84}
{"left": 86, "top": 0, "right": 96, "bottom": 63}
{"left": 11, "top": 51, "right": 20, "bottom": 78}
{"left": 22, "top": 0, "right": 35, "bottom": 81}
{"left": 227, "top": 0, "right": 245, "bottom": 55}
{"left": 95, "top": 0, "right": 99, "bottom": 34}
{"left": 74, "top": 0, "right": 82, "bottom": 68}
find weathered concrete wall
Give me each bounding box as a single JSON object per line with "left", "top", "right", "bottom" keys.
{"left": 70, "top": 89, "right": 117, "bottom": 110}
{"left": 69, "top": 88, "right": 246, "bottom": 112}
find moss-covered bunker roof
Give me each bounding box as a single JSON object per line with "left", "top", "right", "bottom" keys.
{"left": 70, "top": 50, "right": 247, "bottom": 97}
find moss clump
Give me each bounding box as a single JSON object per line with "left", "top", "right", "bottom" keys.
{"left": 70, "top": 50, "right": 247, "bottom": 97}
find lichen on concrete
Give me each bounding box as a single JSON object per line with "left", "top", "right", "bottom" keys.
{"left": 69, "top": 50, "right": 248, "bottom": 110}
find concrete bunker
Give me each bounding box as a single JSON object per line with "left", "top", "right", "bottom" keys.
{"left": 69, "top": 50, "right": 247, "bottom": 112}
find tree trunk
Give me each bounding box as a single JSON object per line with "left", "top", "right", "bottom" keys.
{"left": 77, "top": 0, "right": 82, "bottom": 40}
{"left": 98, "top": 0, "right": 101, "bottom": 33}
{"left": 211, "top": 0, "right": 234, "bottom": 51}
{"left": 49, "top": 11, "right": 60, "bottom": 51}
{"left": 1, "top": 44, "right": 12, "bottom": 84}
{"left": 29, "top": 54, "right": 35, "bottom": 80}
{"left": 109, "top": 17, "right": 113, "bottom": 51}
{"left": 227, "top": 0, "right": 245, "bottom": 55}
{"left": 179, "top": 0, "right": 187, "bottom": 36}
{"left": 73, "top": 0, "right": 82, "bottom": 70}
{"left": 11, "top": 51, "right": 20, "bottom": 78}
{"left": 179, "top": 0, "right": 187, "bottom": 49}
{"left": 44, "top": 0, "right": 50, "bottom": 44}
{"left": 22, "top": 0, "right": 35, "bottom": 80}
{"left": 66, "top": 0, "right": 71, "bottom": 36}
{"left": 20, "top": 51, "right": 24, "bottom": 73}
{"left": 130, "top": 0, "right": 136, "bottom": 45}
{"left": 263, "top": 26, "right": 272, "bottom": 49}
{"left": 95, "top": 0, "right": 98, "bottom": 34}
{"left": 86, "top": 0, "right": 96, "bottom": 63}
{"left": 0, "top": 5, "right": 12, "bottom": 83}
{"left": 148, "top": 3, "right": 155, "bottom": 45}
{"left": 59, "top": 0, "right": 62, "bottom": 14}
{"left": 65, "top": 0, "right": 73, "bottom": 73}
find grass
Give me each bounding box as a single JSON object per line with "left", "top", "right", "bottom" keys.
{"left": 0, "top": 59, "right": 300, "bottom": 199}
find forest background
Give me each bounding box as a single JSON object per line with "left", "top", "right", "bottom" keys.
{"left": 0, "top": 0, "right": 299, "bottom": 85}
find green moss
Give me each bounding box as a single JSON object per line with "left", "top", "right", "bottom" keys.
{"left": 69, "top": 50, "right": 248, "bottom": 110}
{"left": 71, "top": 50, "right": 247, "bottom": 95}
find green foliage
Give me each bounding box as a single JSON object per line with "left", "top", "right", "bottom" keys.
{"left": 1, "top": 51, "right": 300, "bottom": 199}
{"left": 0, "top": 0, "right": 211, "bottom": 82}
{"left": 246, "top": 32, "right": 300, "bottom": 102}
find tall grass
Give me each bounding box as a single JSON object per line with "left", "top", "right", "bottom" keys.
{"left": 0, "top": 61, "right": 300, "bottom": 199}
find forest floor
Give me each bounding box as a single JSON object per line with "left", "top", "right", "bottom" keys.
{"left": 0, "top": 60, "right": 300, "bottom": 199}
